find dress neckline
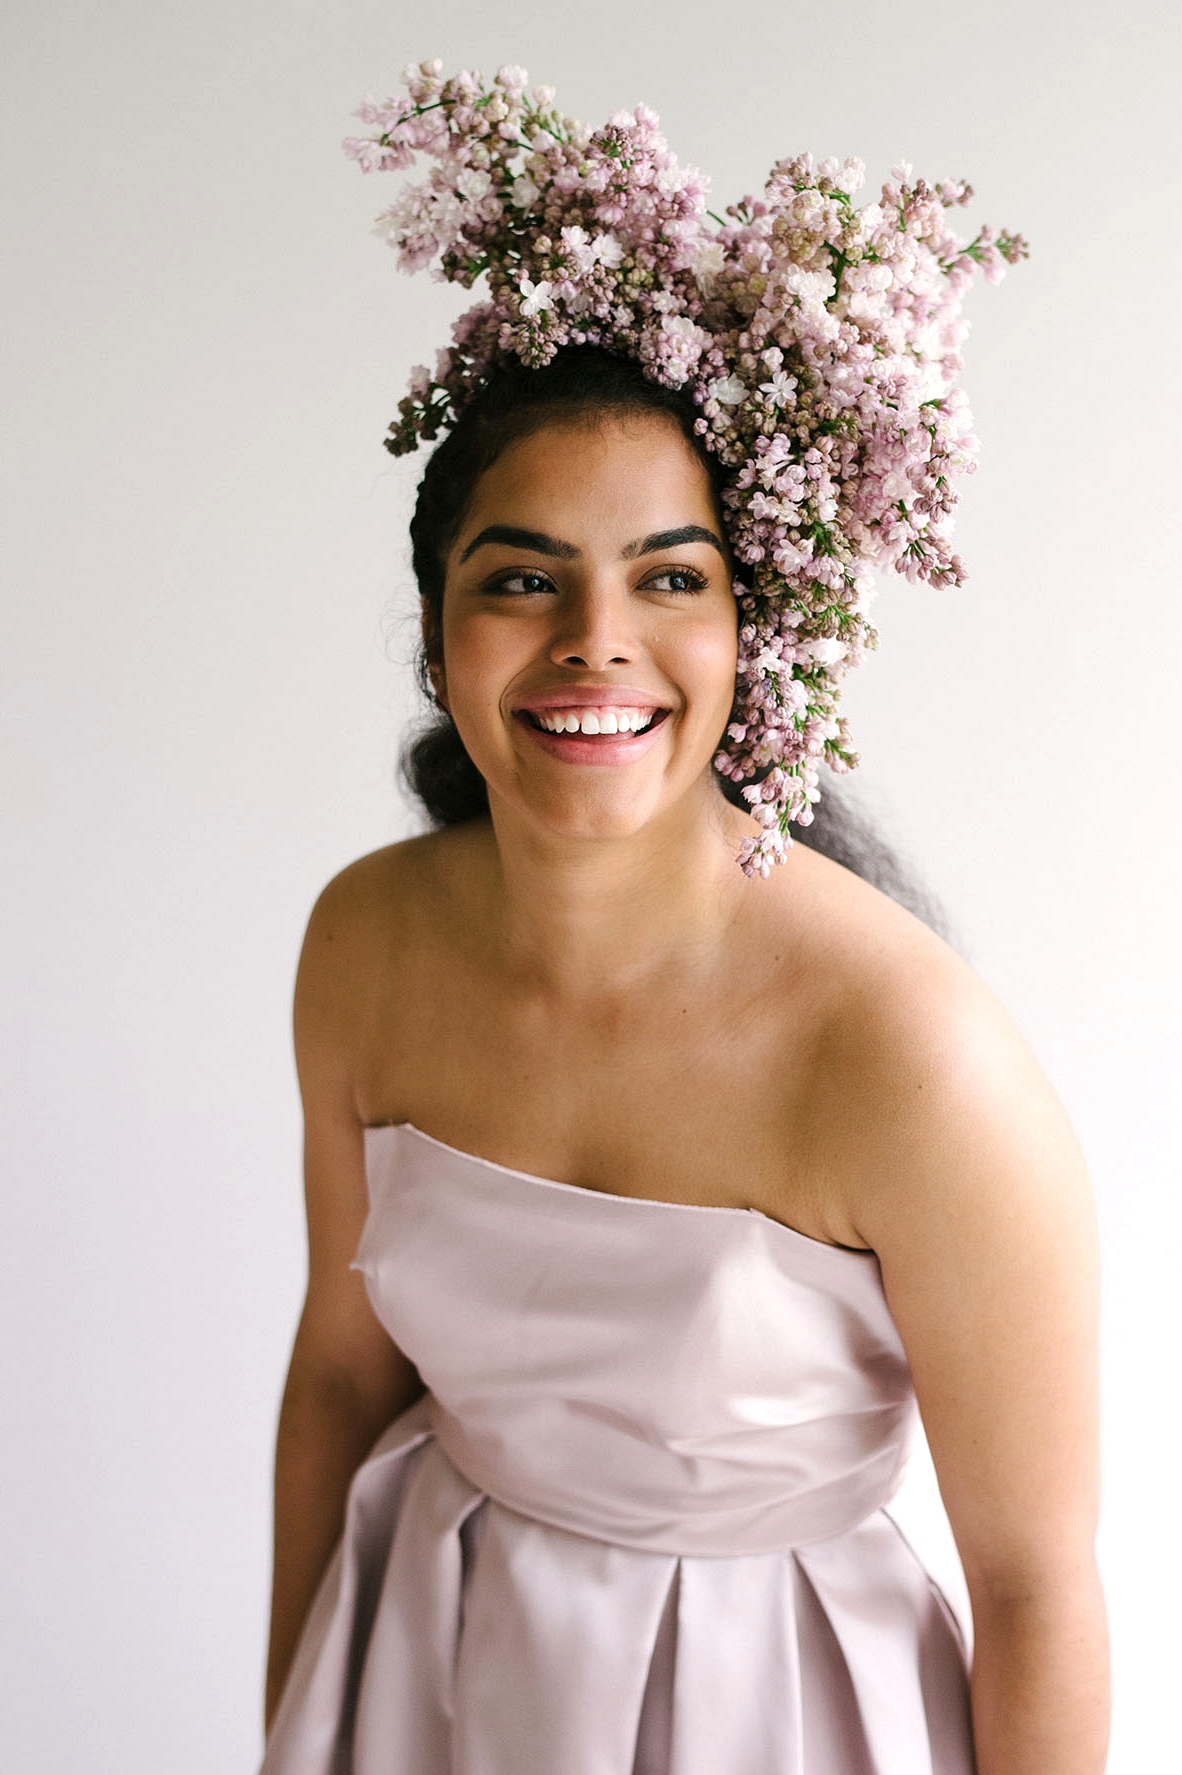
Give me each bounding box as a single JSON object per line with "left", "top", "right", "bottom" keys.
{"left": 365, "top": 1120, "right": 878, "bottom": 1266}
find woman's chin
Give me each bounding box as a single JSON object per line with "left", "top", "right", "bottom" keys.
{"left": 489, "top": 781, "right": 675, "bottom": 846}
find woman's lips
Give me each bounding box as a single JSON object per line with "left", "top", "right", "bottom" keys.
{"left": 514, "top": 706, "right": 671, "bottom": 764}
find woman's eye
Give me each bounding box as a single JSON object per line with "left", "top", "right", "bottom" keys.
{"left": 645, "top": 566, "right": 708, "bottom": 594}
{"left": 483, "top": 565, "right": 707, "bottom": 596}
{"left": 486, "top": 570, "right": 554, "bottom": 596}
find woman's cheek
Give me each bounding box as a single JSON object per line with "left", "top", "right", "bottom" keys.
{"left": 677, "top": 619, "right": 740, "bottom": 720}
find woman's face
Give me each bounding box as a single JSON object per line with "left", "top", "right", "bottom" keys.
{"left": 433, "top": 412, "right": 741, "bottom": 845}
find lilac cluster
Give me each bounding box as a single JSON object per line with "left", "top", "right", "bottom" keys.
{"left": 345, "top": 61, "right": 1027, "bottom": 877}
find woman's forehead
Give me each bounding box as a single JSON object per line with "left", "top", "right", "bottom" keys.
{"left": 459, "top": 413, "right": 722, "bottom": 545}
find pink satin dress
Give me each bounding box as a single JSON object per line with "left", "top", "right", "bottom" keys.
{"left": 261, "top": 1121, "right": 974, "bottom": 1774}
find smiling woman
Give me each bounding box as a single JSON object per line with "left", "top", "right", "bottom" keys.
{"left": 260, "top": 354, "right": 1106, "bottom": 1771}
{"left": 406, "top": 350, "right": 738, "bottom": 811}
{"left": 423, "top": 383, "right": 745, "bottom": 865}
{"left": 402, "top": 347, "right": 948, "bottom": 926}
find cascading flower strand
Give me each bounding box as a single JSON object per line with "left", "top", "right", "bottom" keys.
{"left": 345, "top": 59, "right": 1027, "bottom": 877}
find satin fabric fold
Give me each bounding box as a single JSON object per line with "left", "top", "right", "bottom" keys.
{"left": 260, "top": 1122, "right": 974, "bottom": 1773}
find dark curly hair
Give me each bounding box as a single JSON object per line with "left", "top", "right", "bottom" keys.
{"left": 398, "top": 345, "right": 950, "bottom": 936}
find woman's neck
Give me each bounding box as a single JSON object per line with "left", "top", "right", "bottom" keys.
{"left": 469, "top": 790, "right": 761, "bottom": 1004}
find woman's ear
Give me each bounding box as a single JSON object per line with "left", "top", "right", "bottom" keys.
{"left": 421, "top": 596, "right": 448, "bottom": 710}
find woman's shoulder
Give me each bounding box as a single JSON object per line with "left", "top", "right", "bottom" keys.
{"left": 302, "top": 824, "right": 482, "bottom": 936}
{"left": 296, "top": 823, "right": 490, "bottom": 1010}
{"left": 292, "top": 827, "right": 484, "bottom": 1098}
{"left": 777, "top": 846, "right": 1077, "bottom": 1235}
{"left": 759, "top": 834, "right": 969, "bottom": 1013}
{"left": 771, "top": 844, "right": 1037, "bottom": 1118}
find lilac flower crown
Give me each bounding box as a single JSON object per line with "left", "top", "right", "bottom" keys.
{"left": 345, "top": 60, "right": 1027, "bottom": 879}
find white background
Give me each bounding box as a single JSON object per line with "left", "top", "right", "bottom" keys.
{"left": 3, "top": 2, "right": 1178, "bottom": 1769}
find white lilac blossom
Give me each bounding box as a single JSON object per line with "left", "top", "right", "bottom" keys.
{"left": 345, "top": 60, "right": 1027, "bottom": 878}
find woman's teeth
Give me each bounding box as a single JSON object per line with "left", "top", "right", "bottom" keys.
{"left": 533, "top": 707, "right": 657, "bottom": 735}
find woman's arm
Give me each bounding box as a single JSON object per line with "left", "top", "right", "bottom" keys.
{"left": 264, "top": 873, "right": 425, "bottom": 1734}
{"left": 849, "top": 950, "right": 1109, "bottom": 1775}
{"left": 266, "top": 1295, "right": 422, "bottom": 1730}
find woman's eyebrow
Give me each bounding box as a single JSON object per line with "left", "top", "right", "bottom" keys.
{"left": 623, "top": 525, "right": 727, "bottom": 559}
{"left": 458, "top": 523, "right": 726, "bottom": 564}
{"left": 458, "top": 525, "right": 578, "bottom": 563}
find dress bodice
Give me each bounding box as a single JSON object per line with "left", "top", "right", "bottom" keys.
{"left": 353, "top": 1121, "right": 918, "bottom": 1557}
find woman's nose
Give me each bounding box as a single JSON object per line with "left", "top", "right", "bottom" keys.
{"left": 547, "top": 582, "right": 636, "bottom": 668}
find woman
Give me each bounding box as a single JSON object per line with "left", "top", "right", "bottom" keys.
{"left": 260, "top": 345, "right": 1108, "bottom": 1774}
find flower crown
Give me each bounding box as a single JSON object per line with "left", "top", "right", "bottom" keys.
{"left": 345, "top": 60, "right": 1027, "bottom": 878}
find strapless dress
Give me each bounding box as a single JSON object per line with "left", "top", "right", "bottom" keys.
{"left": 260, "top": 1120, "right": 974, "bottom": 1773}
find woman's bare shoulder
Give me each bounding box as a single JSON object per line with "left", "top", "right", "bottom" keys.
{"left": 302, "top": 824, "right": 483, "bottom": 945}
{"left": 780, "top": 846, "right": 1085, "bottom": 1248}
{"left": 765, "top": 836, "right": 973, "bottom": 1020}
{"left": 821, "top": 866, "right": 1034, "bottom": 1112}
{"left": 292, "top": 828, "right": 485, "bottom": 1110}
{"left": 296, "top": 822, "right": 492, "bottom": 1030}
{"left": 775, "top": 843, "right": 1064, "bottom": 1164}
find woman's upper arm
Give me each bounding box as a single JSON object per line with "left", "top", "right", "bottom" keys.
{"left": 851, "top": 958, "right": 1102, "bottom": 1602}
{"left": 289, "top": 863, "right": 422, "bottom": 1423}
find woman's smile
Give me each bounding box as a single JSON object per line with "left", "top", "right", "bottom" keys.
{"left": 514, "top": 703, "right": 673, "bottom": 764}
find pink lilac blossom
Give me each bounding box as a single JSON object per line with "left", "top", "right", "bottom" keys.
{"left": 345, "top": 59, "right": 1027, "bottom": 878}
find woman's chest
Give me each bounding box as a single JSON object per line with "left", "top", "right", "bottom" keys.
{"left": 353, "top": 934, "right": 869, "bottom": 1248}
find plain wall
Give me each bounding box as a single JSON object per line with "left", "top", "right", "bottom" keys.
{"left": 2, "top": 2, "right": 1178, "bottom": 1768}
